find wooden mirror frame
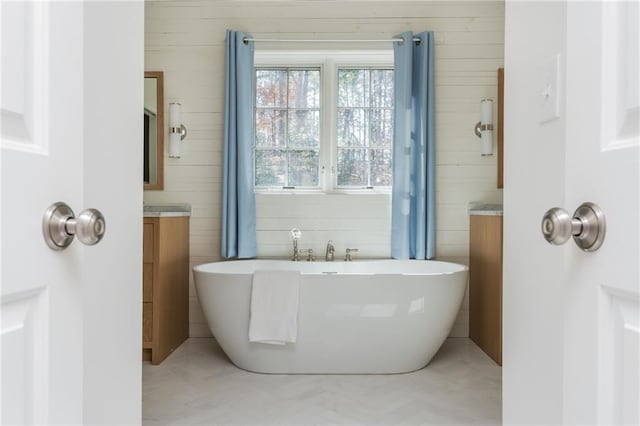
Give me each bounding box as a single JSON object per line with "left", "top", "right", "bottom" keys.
{"left": 497, "top": 67, "right": 504, "bottom": 189}
{"left": 144, "top": 71, "right": 164, "bottom": 190}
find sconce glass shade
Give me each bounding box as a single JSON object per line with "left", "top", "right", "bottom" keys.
{"left": 169, "top": 102, "right": 182, "bottom": 158}
{"left": 479, "top": 98, "right": 494, "bottom": 156}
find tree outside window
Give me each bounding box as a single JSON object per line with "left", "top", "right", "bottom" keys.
{"left": 255, "top": 68, "right": 320, "bottom": 187}
{"left": 254, "top": 65, "right": 393, "bottom": 190}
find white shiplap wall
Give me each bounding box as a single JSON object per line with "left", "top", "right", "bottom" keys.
{"left": 144, "top": 0, "right": 504, "bottom": 338}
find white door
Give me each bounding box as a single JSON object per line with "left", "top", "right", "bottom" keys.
{"left": 504, "top": 1, "right": 639, "bottom": 424}
{"left": 1, "top": 2, "right": 143, "bottom": 424}
{"left": 563, "top": 2, "right": 639, "bottom": 424}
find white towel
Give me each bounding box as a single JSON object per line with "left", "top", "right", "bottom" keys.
{"left": 249, "top": 270, "right": 300, "bottom": 345}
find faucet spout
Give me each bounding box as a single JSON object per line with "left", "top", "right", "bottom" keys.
{"left": 325, "top": 240, "right": 335, "bottom": 261}
{"left": 292, "top": 239, "right": 299, "bottom": 261}
{"left": 291, "top": 228, "right": 302, "bottom": 261}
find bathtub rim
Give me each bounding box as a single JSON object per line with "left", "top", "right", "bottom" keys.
{"left": 193, "top": 258, "right": 468, "bottom": 276}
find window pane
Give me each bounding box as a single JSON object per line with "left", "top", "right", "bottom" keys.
{"left": 288, "top": 110, "right": 319, "bottom": 148}
{"left": 288, "top": 150, "right": 319, "bottom": 186}
{"left": 256, "top": 66, "right": 392, "bottom": 190}
{"left": 256, "top": 109, "right": 286, "bottom": 148}
{"left": 370, "top": 149, "right": 392, "bottom": 186}
{"left": 338, "top": 69, "right": 367, "bottom": 107}
{"left": 256, "top": 69, "right": 287, "bottom": 107}
{"left": 369, "top": 108, "right": 393, "bottom": 147}
{"left": 288, "top": 70, "right": 320, "bottom": 108}
{"left": 255, "top": 67, "right": 322, "bottom": 189}
{"left": 255, "top": 150, "right": 285, "bottom": 186}
{"left": 337, "top": 68, "right": 394, "bottom": 188}
{"left": 337, "top": 108, "right": 366, "bottom": 147}
{"left": 370, "top": 70, "right": 394, "bottom": 108}
{"left": 337, "top": 149, "right": 367, "bottom": 186}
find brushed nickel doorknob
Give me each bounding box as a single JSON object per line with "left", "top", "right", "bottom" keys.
{"left": 541, "top": 202, "right": 605, "bottom": 252}
{"left": 542, "top": 207, "right": 578, "bottom": 245}
{"left": 42, "top": 202, "right": 106, "bottom": 250}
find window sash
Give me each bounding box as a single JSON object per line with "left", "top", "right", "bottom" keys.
{"left": 253, "top": 51, "right": 394, "bottom": 192}
{"left": 335, "top": 67, "right": 393, "bottom": 189}
{"left": 254, "top": 67, "right": 321, "bottom": 188}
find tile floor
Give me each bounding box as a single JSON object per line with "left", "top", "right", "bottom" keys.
{"left": 142, "top": 338, "right": 501, "bottom": 425}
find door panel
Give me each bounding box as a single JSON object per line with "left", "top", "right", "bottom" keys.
{"left": 1, "top": 2, "right": 143, "bottom": 424}
{"left": 564, "top": 1, "right": 639, "bottom": 424}
{"left": 0, "top": 1, "right": 48, "bottom": 154}
{"left": 1, "top": 2, "right": 83, "bottom": 423}
{"left": 601, "top": 0, "right": 639, "bottom": 151}
{"left": 505, "top": 1, "right": 639, "bottom": 424}
{"left": 597, "top": 0, "right": 640, "bottom": 414}
{"left": 599, "top": 289, "right": 640, "bottom": 425}
{"left": 0, "top": 289, "right": 48, "bottom": 425}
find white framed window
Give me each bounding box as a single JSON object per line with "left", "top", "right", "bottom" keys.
{"left": 336, "top": 68, "right": 393, "bottom": 188}
{"left": 254, "top": 50, "right": 394, "bottom": 193}
{"left": 255, "top": 68, "right": 321, "bottom": 188}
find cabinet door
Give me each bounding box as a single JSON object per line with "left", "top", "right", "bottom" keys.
{"left": 153, "top": 216, "right": 190, "bottom": 362}
{"left": 159, "top": 217, "right": 189, "bottom": 351}
{"left": 469, "top": 215, "right": 503, "bottom": 365}
{"left": 172, "top": 217, "right": 190, "bottom": 348}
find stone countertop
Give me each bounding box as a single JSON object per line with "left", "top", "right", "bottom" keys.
{"left": 143, "top": 203, "right": 192, "bottom": 217}
{"left": 468, "top": 202, "right": 503, "bottom": 216}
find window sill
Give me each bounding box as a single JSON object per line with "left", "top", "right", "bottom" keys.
{"left": 255, "top": 188, "right": 391, "bottom": 196}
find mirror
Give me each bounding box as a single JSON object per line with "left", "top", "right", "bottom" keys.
{"left": 144, "top": 71, "right": 164, "bottom": 190}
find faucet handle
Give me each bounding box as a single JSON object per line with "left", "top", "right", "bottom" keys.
{"left": 344, "top": 248, "right": 358, "bottom": 261}
{"left": 300, "top": 248, "right": 315, "bottom": 262}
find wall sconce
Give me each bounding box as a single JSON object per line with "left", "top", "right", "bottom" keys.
{"left": 169, "top": 102, "right": 187, "bottom": 158}
{"left": 474, "top": 98, "right": 493, "bottom": 156}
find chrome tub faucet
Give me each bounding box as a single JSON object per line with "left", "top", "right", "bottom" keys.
{"left": 325, "top": 240, "right": 335, "bottom": 261}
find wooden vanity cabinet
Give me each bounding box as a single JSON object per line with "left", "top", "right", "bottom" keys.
{"left": 469, "top": 214, "right": 503, "bottom": 365}
{"left": 143, "top": 216, "right": 189, "bottom": 364}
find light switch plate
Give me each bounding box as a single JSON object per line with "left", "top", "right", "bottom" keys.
{"left": 540, "top": 54, "right": 561, "bottom": 124}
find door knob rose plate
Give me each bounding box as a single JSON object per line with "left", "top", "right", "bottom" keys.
{"left": 541, "top": 202, "right": 605, "bottom": 252}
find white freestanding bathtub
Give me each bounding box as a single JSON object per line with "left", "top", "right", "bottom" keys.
{"left": 193, "top": 259, "right": 467, "bottom": 374}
